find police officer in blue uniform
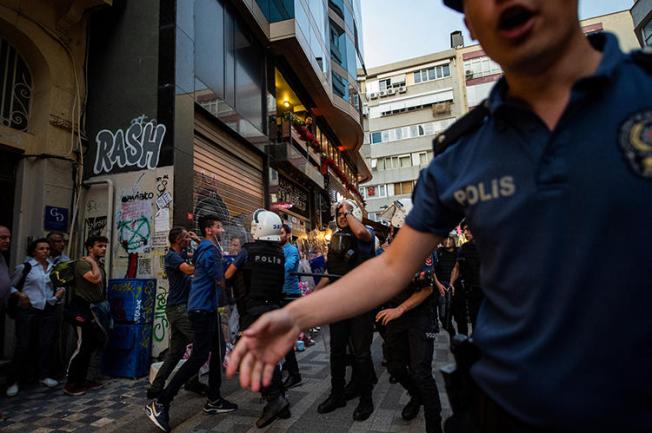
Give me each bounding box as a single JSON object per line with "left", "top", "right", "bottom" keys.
{"left": 225, "top": 210, "right": 289, "bottom": 428}
{"left": 227, "top": 1, "right": 652, "bottom": 432}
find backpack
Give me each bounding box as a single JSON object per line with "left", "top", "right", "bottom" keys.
{"left": 50, "top": 260, "right": 77, "bottom": 288}
{"left": 6, "top": 262, "right": 32, "bottom": 319}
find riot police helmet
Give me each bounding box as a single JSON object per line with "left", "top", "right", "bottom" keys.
{"left": 334, "top": 199, "right": 363, "bottom": 221}
{"left": 250, "top": 209, "right": 282, "bottom": 241}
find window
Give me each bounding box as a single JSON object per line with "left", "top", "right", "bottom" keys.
{"left": 644, "top": 19, "right": 652, "bottom": 47}
{"left": 378, "top": 184, "right": 387, "bottom": 197}
{"left": 399, "top": 155, "right": 411, "bottom": 168}
{"left": 413, "top": 63, "right": 451, "bottom": 84}
{"left": 418, "top": 152, "right": 428, "bottom": 166}
{"left": 0, "top": 37, "right": 32, "bottom": 131}
{"left": 394, "top": 181, "right": 414, "bottom": 195}
{"left": 379, "top": 79, "right": 391, "bottom": 92}
{"left": 369, "top": 119, "right": 455, "bottom": 145}
{"left": 367, "top": 186, "right": 376, "bottom": 197}
{"left": 464, "top": 57, "right": 502, "bottom": 80}
{"left": 370, "top": 158, "right": 378, "bottom": 170}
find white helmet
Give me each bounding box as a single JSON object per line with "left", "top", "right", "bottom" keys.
{"left": 334, "top": 199, "right": 363, "bottom": 221}
{"left": 251, "top": 209, "right": 282, "bottom": 241}
{"left": 379, "top": 199, "right": 413, "bottom": 228}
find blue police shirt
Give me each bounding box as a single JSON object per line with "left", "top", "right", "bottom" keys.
{"left": 406, "top": 33, "right": 652, "bottom": 432}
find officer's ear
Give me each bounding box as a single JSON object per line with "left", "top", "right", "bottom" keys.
{"left": 464, "top": 17, "right": 477, "bottom": 40}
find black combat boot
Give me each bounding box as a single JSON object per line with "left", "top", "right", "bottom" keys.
{"left": 317, "top": 391, "right": 346, "bottom": 414}
{"left": 256, "top": 395, "right": 290, "bottom": 428}
{"left": 353, "top": 394, "right": 374, "bottom": 421}
{"left": 402, "top": 396, "right": 421, "bottom": 420}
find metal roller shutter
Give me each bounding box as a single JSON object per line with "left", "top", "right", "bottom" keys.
{"left": 193, "top": 113, "right": 264, "bottom": 226}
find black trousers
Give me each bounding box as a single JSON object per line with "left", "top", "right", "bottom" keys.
{"left": 158, "top": 311, "right": 223, "bottom": 405}
{"left": 240, "top": 301, "right": 284, "bottom": 400}
{"left": 329, "top": 311, "right": 375, "bottom": 397}
{"left": 384, "top": 309, "right": 442, "bottom": 433}
{"left": 9, "top": 304, "right": 58, "bottom": 383}
{"left": 67, "top": 318, "right": 103, "bottom": 386}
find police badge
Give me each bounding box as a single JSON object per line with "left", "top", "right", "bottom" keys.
{"left": 620, "top": 110, "right": 652, "bottom": 178}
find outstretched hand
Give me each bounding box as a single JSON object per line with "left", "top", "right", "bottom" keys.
{"left": 226, "top": 308, "right": 301, "bottom": 392}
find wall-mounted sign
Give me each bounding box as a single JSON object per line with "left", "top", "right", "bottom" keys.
{"left": 274, "top": 176, "right": 309, "bottom": 218}
{"left": 44, "top": 206, "right": 69, "bottom": 231}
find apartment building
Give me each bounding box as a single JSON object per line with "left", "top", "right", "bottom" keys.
{"left": 459, "top": 10, "right": 641, "bottom": 110}
{"left": 359, "top": 50, "right": 466, "bottom": 221}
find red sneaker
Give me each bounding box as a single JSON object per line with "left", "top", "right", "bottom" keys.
{"left": 83, "top": 380, "right": 103, "bottom": 391}
{"left": 63, "top": 383, "right": 86, "bottom": 396}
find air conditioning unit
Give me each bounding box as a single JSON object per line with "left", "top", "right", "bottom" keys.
{"left": 433, "top": 102, "right": 452, "bottom": 116}
{"left": 465, "top": 69, "right": 474, "bottom": 80}
{"left": 387, "top": 88, "right": 397, "bottom": 95}
{"left": 379, "top": 90, "right": 388, "bottom": 97}
{"left": 369, "top": 92, "right": 378, "bottom": 99}
{"left": 398, "top": 86, "right": 407, "bottom": 93}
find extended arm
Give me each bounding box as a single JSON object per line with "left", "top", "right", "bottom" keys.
{"left": 346, "top": 214, "right": 372, "bottom": 242}
{"left": 82, "top": 257, "right": 102, "bottom": 284}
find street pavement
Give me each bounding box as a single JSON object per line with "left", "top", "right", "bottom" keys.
{"left": 0, "top": 327, "right": 454, "bottom": 433}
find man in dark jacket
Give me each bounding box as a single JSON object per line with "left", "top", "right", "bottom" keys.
{"left": 146, "top": 215, "right": 237, "bottom": 433}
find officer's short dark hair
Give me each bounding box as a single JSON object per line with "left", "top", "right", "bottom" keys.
{"left": 198, "top": 215, "right": 221, "bottom": 237}
{"left": 281, "top": 224, "right": 291, "bottom": 234}
{"left": 168, "top": 227, "right": 187, "bottom": 245}
{"left": 27, "top": 238, "right": 49, "bottom": 256}
{"left": 85, "top": 235, "right": 109, "bottom": 251}
{"left": 46, "top": 231, "right": 66, "bottom": 240}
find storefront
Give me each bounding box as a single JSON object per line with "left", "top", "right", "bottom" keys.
{"left": 193, "top": 111, "right": 266, "bottom": 254}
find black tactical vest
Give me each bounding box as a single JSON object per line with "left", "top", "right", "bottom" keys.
{"left": 435, "top": 248, "right": 458, "bottom": 283}
{"left": 458, "top": 241, "right": 481, "bottom": 287}
{"left": 327, "top": 228, "right": 373, "bottom": 277}
{"left": 234, "top": 241, "right": 285, "bottom": 305}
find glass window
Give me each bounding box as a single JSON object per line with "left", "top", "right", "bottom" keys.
{"left": 443, "top": 64, "right": 450, "bottom": 77}
{"left": 330, "top": 21, "right": 346, "bottom": 67}
{"left": 644, "top": 19, "right": 652, "bottom": 47}
{"left": 414, "top": 71, "right": 421, "bottom": 83}
{"left": 0, "top": 37, "right": 32, "bottom": 131}
{"left": 428, "top": 67, "right": 436, "bottom": 80}
{"left": 399, "top": 155, "right": 411, "bottom": 168}
{"left": 371, "top": 131, "right": 382, "bottom": 144}
{"left": 419, "top": 152, "right": 428, "bottom": 166}
{"left": 378, "top": 184, "right": 386, "bottom": 197}
{"left": 332, "top": 71, "right": 349, "bottom": 101}
{"left": 395, "top": 127, "right": 403, "bottom": 140}
{"left": 381, "top": 130, "right": 391, "bottom": 142}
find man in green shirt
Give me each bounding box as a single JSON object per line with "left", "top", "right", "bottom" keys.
{"left": 64, "top": 235, "right": 108, "bottom": 396}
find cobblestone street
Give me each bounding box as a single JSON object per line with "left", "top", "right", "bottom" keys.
{"left": 0, "top": 329, "right": 453, "bottom": 433}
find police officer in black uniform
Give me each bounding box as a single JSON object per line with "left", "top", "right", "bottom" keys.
{"left": 433, "top": 235, "right": 458, "bottom": 335}
{"left": 225, "top": 209, "right": 289, "bottom": 428}
{"left": 450, "top": 222, "right": 482, "bottom": 334}
{"left": 376, "top": 241, "right": 443, "bottom": 433}
{"left": 315, "top": 200, "right": 376, "bottom": 421}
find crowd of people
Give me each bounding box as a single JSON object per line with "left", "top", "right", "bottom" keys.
{"left": 0, "top": 199, "right": 484, "bottom": 433}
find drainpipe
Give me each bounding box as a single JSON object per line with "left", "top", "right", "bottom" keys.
{"left": 81, "top": 179, "right": 115, "bottom": 280}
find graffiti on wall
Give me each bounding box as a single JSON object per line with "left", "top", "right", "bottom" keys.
{"left": 93, "top": 115, "right": 167, "bottom": 175}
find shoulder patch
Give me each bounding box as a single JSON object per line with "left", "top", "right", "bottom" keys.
{"left": 433, "top": 102, "right": 489, "bottom": 156}
{"left": 620, "top": 109, "right": 652, "bottom": 178}
{"left": 631, "top": 47, "right": 652, "bottom": 74}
